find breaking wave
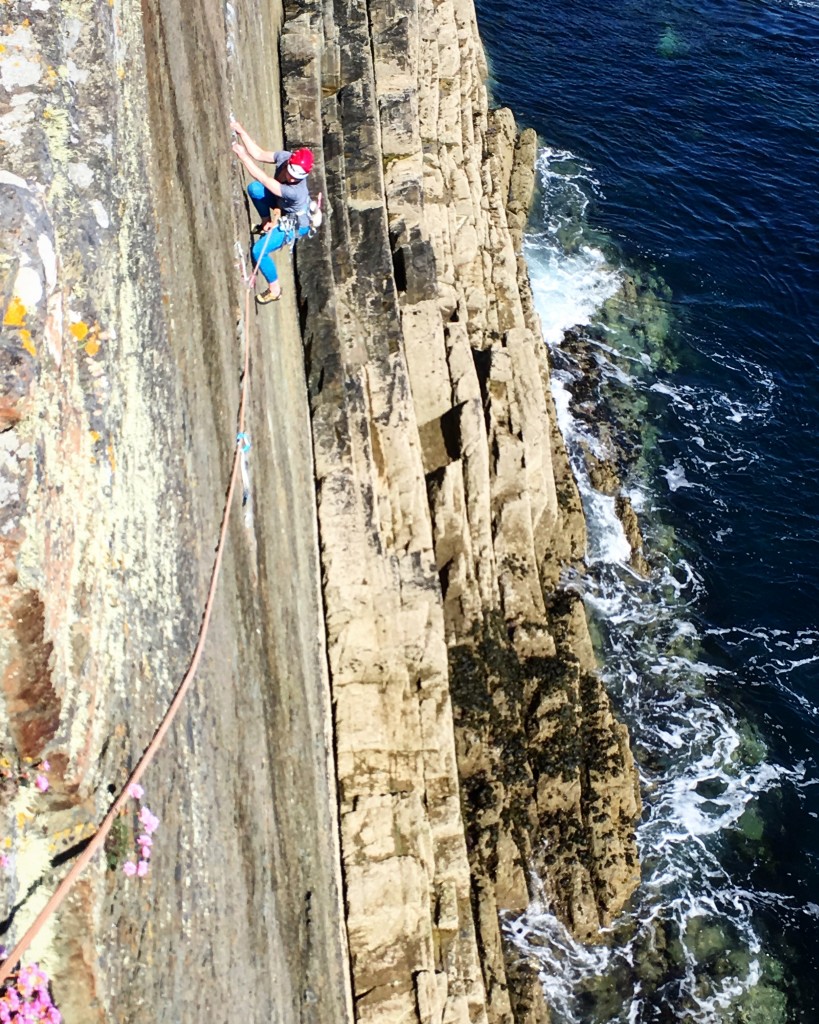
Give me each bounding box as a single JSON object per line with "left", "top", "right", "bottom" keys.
{"left": 511, "top": 146, "right": 800, "bottom": 1023}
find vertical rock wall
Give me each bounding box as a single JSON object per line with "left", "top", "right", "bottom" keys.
{"left": 281, "top": 0, "right": 641, "bottom": 1021}
{"left": 0, "top": 1, "right": 351, "bottom": 1021}
{"left": 280, "top": 4, "right": 490, "bottom": 1022}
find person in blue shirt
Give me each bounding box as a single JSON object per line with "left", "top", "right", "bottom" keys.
{"left": 231, "top": 121, "right": 314, "bottom": 304}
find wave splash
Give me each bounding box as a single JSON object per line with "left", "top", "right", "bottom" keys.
{"left": 512, "top": 146, "right": 797, "bottom": 1022}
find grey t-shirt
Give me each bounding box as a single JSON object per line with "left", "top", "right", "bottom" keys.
{"left": 273, "top": 151, "right": 310, "bottom": 227}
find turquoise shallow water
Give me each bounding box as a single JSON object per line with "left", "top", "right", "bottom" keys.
{"left": 474, "top": 0, "right": 819, "bottom": 1019}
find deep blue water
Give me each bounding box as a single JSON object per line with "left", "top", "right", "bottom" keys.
{"left": 473, "top": 0, "right": 819, "bottom": 1020}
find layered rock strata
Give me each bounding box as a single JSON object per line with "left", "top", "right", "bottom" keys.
{"left": 281, "top": 0, "right": 641, "bottom": 1020}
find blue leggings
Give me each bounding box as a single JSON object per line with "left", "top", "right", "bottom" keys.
{"left": 247, "top": 181, "right": 309, "bottom": 285}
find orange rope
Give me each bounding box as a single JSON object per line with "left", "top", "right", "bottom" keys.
{"left": 0, "top": 235, "right": 267, "bottom": 986}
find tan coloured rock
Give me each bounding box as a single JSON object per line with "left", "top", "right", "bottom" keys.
{"left": 283, "top": 6, "right": 493, "bottom": 1024}
{"left": 281, "top": 0, "right": 642, "bottom": 1016}
{"left": 616, "top": 494, "right": 651, "bottom": 576}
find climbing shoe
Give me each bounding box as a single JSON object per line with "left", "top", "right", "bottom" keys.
{"left": 256, "top": 289, "right": 280, "bottom": 305}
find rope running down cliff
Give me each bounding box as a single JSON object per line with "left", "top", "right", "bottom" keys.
{"left": 0, "top": 228, "right": 275, "bottom": 987}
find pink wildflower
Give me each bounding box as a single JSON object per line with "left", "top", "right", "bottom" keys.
{"left": 140, "top": 845, "right": 151, "bottom": 861}
{"left": 34, "top": 774, "right": 49, "bottom": 793}
{"left": 40, "top": 760, "right": 50, "bottom": 772}
{"left": 137, "top": 833, "right": 152, "bottom": 847}
{"left": 0, "top": 854, "right": 9, "bottom": 870}
{"left": 127, "top": 783, "right": 144, "bottom": 801}
{"left": 48, "top": 1007, "right": 62, "bottom": 1024}
{"left": 17, "top": 967, "right": 35, "bottom": 997}
{"left": 122, "top": 861, "right": 137, "bottom": 877}
{"left": 138, "top": 806, "right": 159, "bottom": 834}
{"left": 136, "top": 860, "right": 149, "bottom": 878}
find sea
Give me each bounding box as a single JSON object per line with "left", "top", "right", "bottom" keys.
{"left": 471, "top": 0, "right": 819, "bottom": 1020}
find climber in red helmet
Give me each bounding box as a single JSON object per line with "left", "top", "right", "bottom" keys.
{"left": 231, "top": 121, "right": 315, "bottom": 304}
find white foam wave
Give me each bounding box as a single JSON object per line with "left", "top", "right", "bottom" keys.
{"left": 704, "top": 625, "right": 819, "bottom": 725}
{"left": 658, "top": 759, "right": 788, "bottom": 841}
{"left": 706, "top": 624, "right": 819, "bottom": 654}
{"left": 503, "top": 911, "right": 612, "bottom": 1021}
{"left": 663, "top": 460, "right": 698, "bottom": 492}
{"left": 775, "top": 0, "right": 819, "bottom": 10}
{"left": 526, "top": 239, "right": 621, "bottom": 346}
{"left": 650, "top": 380, "right": 695, "bottom": 410}
{"left": 586, "top": 492, "right": 633, "bottom": 564}
{"left": 699, "top": 348, "right": 777, "bottom": 423}
{"left": 525, "top": 147, "right": 621, "bottom": 347}
{"left": 511, "top": 142, "right": 795, "bottom": 1022}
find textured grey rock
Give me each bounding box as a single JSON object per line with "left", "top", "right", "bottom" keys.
{"left": 1, "top": 1, "right": 349, "bottom": 1021}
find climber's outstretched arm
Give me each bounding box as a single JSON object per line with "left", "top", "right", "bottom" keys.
{"left": 231, "top": 142, "right": 285, "bottom": 198}
{"left": 230, "top": 121, "right": 277, "bottom": 163}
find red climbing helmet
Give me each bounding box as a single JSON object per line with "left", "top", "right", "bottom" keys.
{"left": 287, "top": 148, "right": 314, "bottom": 179}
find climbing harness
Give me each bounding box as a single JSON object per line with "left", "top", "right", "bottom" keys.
{"left": 281, "top": 192, "right": 323, "bottom": 250}
{"left": 280, "top": 213, "right": 299, "bottom": 250}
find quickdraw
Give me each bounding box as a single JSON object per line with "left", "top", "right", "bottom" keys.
{"left": 280, "top": 213, "right": 299, "bottom": 250}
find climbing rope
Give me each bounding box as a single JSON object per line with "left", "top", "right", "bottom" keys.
{"left": 0, "top": 227, "right": 274, "bottom": 987}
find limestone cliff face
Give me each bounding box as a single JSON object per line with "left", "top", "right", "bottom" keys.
{"left": 281, "top": 0, "right": 641, "bottom": 1021}
{"left": 0, "top": 0, "right": 638, "bottom": 1021}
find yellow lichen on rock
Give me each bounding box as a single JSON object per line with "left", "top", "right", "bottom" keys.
{"left": 3, "top": 294, "right": 26, "bottom": 326}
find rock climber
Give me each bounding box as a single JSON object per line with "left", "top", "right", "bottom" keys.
{"left": 231, "top": 120, "right": 314, "bottom": 304}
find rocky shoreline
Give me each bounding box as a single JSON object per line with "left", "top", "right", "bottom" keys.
{"left": 0, "top": 0, "right": 639, "bottom": 1020}
{"left": 281, "top": 0, "right": 640, "bottom": 1017}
